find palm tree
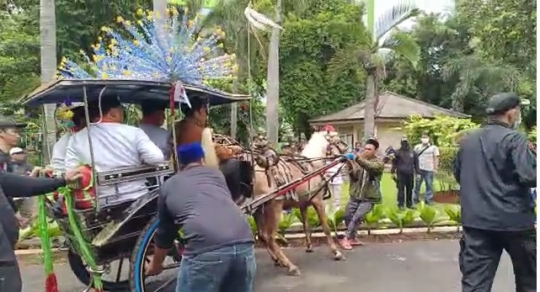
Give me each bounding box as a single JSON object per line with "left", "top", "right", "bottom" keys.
{"left": 39, "top": 0, "right": 57, "bottom": 162}
{"left": 442, "top": 54, "right": 524, "bottom": 112}
{"left": 330, "top": 0, "right": 420, "bottom": 139}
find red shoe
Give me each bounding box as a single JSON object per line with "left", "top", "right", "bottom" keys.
{"left": 339, "top": 238, "right": 353, "bottom": 250}
{"left": 350, "top": 238, "right": 365, "bottom": 246}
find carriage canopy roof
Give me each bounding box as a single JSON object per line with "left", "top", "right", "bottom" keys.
{"left": 21, "top": 79, "right": 250, "bottom": 107}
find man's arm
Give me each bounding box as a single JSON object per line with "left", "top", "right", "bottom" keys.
{"left": 413, "top": 152, "right": 420, "bottom": 174}
{"left": 0, "top": 172, "right": 65, "bottom": 198}
{"left": 152, "top": 189, "right": 177, "bottom": 266}
{"left": 135, "top": 128, "right": 166, "bottom": 165}
{"left": 433, "top": 146, "right": 440, "bottom": 171}
{"left": 453, "top": 148, "right": 461, "bottom": 184}
{"left": 507, "top": 132, "right": 536, "bottom": 188}
{"left": 355, "top": 156, "right": 384, "bottom": 176}
{"left": 390, "top": 154, "right": 398, "bottom": 174}
{"left": 347, "top": 161, "right": 360, "bottom": 181}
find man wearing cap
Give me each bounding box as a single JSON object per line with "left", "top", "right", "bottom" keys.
{"left": 66, "top": 98, "right": 165, "bottom": 205}
{"left": 391, "top": 137, "right": 419, "bottom": 209}
{"left": 50, "top": 105, "right": 86, "bottom": 173}
{"left": 139, "top": 101, "right": 172, "bottom": 159}
{"left": 455, "top": 92, "right": 536, "bottom": 292}
{"left": 146, "top": 142, "right": 256, "bottom": 292}
{"left": 340, "top": 138, "right": 384, "bottom": 249}
{"left": 0, "top": 117, "right": 26, "bottom": 172}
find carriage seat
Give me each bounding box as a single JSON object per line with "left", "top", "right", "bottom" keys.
{"left": 94, "top": 164, "right": 173, "bottom": 207}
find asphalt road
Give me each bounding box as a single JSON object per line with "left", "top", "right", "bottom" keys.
{"left": 20, "top": 240, "right": 515, "bottom": 292}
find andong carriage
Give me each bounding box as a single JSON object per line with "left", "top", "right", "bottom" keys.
{"left": 21, "top": 78, "right": 250, "bottom": 292}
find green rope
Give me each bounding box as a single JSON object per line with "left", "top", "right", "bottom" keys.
{"left": 60, "top": 186, "right": 104, "bottom": 291}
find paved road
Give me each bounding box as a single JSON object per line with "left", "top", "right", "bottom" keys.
{"left": 21, "top": 240, "right": 515, "bottom": 292}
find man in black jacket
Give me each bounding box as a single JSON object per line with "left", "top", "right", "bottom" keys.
{"left": 0, "top": 169, "right": 81, "bottom": 292}
{"left": 391, "top": 137, "right": 419, "bottom": 209}
{"left": 454, "top": 92, "right": 536, "bottom": 292}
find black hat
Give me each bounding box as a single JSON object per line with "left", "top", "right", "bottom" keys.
{"left": 486, "top": 92, "right": 527, "bottom": 115}
{"left": 0, "top": 117, "right": 26, "bottom": 129}
{"left": 365, "top": 137, "right": 380, "bottom": 150}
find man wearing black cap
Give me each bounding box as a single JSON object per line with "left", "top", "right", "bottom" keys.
{"left": 391, "top": 137, "right": 419, "bottom": 209}
{"left": 454, "top": 92, "right": 536, "bottom": 292}
{"left": 146, "top": 142, "right": 255, "bottom": 292}
{"left": 0, "top": 118, "right": 27, "bottom": 214}
{"left": 139, "top": 101, "right": 172, "bottom": 159}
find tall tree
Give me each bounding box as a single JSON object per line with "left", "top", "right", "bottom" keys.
{"left": 329, "top": 1, "right": 420, "bottom": 139}
{"left": 39, "top": 0, "right": 56, "bottom": 162}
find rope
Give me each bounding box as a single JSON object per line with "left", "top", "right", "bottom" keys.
{"left": 38, "top": 195, "right": 58, "bottom": 292}
{"left": 61, "top": 186, "right": 104, "bottom": 292}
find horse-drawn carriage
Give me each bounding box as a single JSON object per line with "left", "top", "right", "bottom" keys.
{"left": 22, "top": 78, "right": 252, "bottom": 292}
{"left": 20, "top": 9, "right": 356, "bottom": 292}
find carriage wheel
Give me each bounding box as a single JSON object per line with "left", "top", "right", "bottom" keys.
{"left": 68, "top": 249, "right": 130, "bottom": 291}
{"left": 129, "top": 217, "right": 184, "bottom": 292}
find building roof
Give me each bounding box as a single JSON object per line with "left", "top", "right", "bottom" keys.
{"left": 310, "top": 91, "right": 469, "bottom": 123}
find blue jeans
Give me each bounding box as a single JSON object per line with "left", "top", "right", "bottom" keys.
{"left": 176, "top": 243, "right": 256, "bottom": 292}
{"left": 414, "top": 170, "right": 434, "bottom": 204}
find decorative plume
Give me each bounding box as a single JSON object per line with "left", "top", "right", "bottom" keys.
{"left": 244, "top": 7, "right": 283, "bottom": 31}
{"left": 58, "top": 8, "right": 237, "bottom": 90}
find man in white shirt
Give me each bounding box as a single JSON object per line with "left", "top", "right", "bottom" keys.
{"left": 139, "top": 101, "right": 171, "bottom": 160}
{"left": 51, "top": 105, "right": 86, "bottom": 173}
{"left": 413, "top": 132, "right": 439, "bottom": 205}
{"left": 325, "top": 161, "right": 343, "bottom": 214}
{"left": 65, "top": 98, "right": 165, "bottom": 206}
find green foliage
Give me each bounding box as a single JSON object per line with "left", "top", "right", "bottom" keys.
{"left": 279, "top": 0, "right": 366, "bottom": 137}
{"left": 401, "top": 115, "right": 479, "bottom": 147}
{"left": 417, "top": 203, "right": 440, "bottom": 232}
{"left": 327, "top": 208, "right": 345, "bottom": 232}
{"left": 438, "top": 147, "right": 458, "bottom": 175}
{"left": 293, "top": 207, "right": 321, "bottom": 230}
{"left": 528, "top": 126, "right": 536, "bottom": 142}
{"left": 386, "top": 207, "right": 416, "bottom": 234}
{"left": 364, "top": 204, "right": 385, "bottom": 235}
{"left": 245, "top": 216, "right": 257, "bottom": 236}
{"left": 444, "top": 205, "right": 461, "bottom": 225}
{"left": 278, "top": 212, "right": 298, "bottom": 236}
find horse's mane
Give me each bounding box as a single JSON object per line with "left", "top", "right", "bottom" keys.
{"left": 301, "top": 132, "right": 329, "bottom": 159}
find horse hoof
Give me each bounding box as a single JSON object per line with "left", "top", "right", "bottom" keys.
{"left": 273, "top": 259, "right": 281, "bottom": 267}
{"left": 287, "top": 266, "right": 301, "bottom": 276}
{"left": 305, "top": 245, "right": 314, "bottom": 253}
{"left": 334, "top": 251, "right": 345, "bottom": 261}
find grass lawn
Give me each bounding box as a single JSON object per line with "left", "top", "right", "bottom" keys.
{"left": 337, "top": 173, "right": 457, "bottom": 211}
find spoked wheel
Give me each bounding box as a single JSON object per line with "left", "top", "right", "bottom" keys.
{"left": 129, "top": 217, "right": 184, "bottom": 292}
{"left": 68, "top": 249, "right": 130, "bottom": 291}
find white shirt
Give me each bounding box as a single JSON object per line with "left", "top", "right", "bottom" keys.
{"left": 66, "top": 123, "right": 165, "bottom": 205}
{"left": 139, "top": 123, "right": 171, "bottom": 159}
{"left": 326, "top": 163, "right": 343, "bottom": 185}
{"left": 51, "top": 133, "right": 72, "bottom": 173}
{"left": 414, "top": 143, "right": 440, "bottom": 171}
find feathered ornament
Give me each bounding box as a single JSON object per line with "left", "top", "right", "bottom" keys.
{"left": 58, "top": 8, "right": 237, "bottom": 105}
{"left": 244, "top": 7, "right": 283, "bottom": 31}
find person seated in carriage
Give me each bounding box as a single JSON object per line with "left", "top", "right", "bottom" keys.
{"left": 65, "top": 98, "right": 165, "bottom": 206}
{"left": 174, "top": 96, "right": 219, "bottom": 167}
{"left": 51, "top": 104, "right": 86, "bottom": 172}
{"left": 139, "top": 100, "right": 172, "bottom": 159}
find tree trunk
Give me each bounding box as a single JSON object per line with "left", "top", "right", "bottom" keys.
{"left": 363, "top": 73, "right": 377, "bottom": 139}
{"left": 39, "top": 0, "right": 57, "bottom": 164}
{"left": 265, "top": 0, "right": 281, "bottom": 147}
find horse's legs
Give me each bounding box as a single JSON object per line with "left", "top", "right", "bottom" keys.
{"left": 254, "top": 208, "right": 280, "bottom": 266}
{"left": 312, "top": 195, "right": 344, "bottom": 261}
{"left": 267, "top": 201, "right": 300, "bottom": 276}
{"left": 298, "top": 205, "right": 313, "bottom": 253}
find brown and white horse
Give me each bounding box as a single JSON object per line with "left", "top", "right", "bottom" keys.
{"left": 251, "top": 131, "right": 348, "bottom": 276}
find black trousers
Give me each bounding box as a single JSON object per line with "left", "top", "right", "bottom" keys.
{"left": 460, "top": 227, "right": 536, "bottom": 292}
{"left": 0, "top": 263, "right": 22, "bottom": 292}
{"left": 397, "top": 173, "right": 414, "bottom": 208}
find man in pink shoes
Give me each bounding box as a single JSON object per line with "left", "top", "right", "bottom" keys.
{"left": 339, "top": 138, "right": 384, "bottom": 250}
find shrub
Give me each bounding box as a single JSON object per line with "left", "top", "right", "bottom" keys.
{"left": 386, "top": 207, "right": 416, "bottom": 234}
{"left": 417, "top": 203, "right": 441, "bottom": 233}
{"left": 401, "top": 115, "right": 479, "bottom": 147}
{"left": 364, "top": 204, "right": 385, "bottom": 235}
